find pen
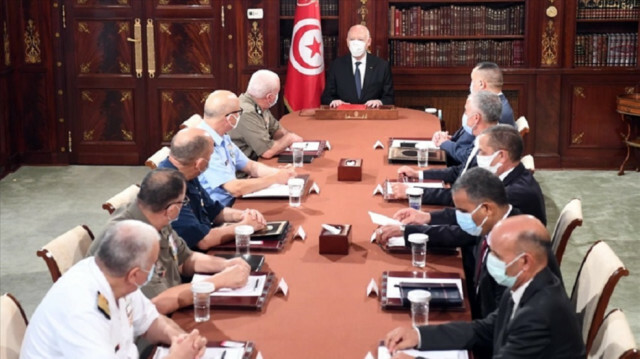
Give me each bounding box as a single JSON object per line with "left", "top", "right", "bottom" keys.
{"left": 220, "top": 350, "right": 226, "bottom": 359}
{"left": 253, "top": 278, "right": 259, "bottom": 290}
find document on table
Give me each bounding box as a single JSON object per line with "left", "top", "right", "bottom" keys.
{"left": 242, "top": 183, "right": 288, "bottom": 198}
{"left": 391, "top": 139, "right": 438, "bottom": 149}
{"left": 385, "top": 181, "right": 444, "bottom": 194}
{"left": 385, "top": 276, "right": 464, "bottom": 300}
{"left": 368, "top": 211, "right": 402, "bottom": 226}
{"left": 378, "top": 345, "right": 469, "bottom": 359}
{"left": 387, "top": 236, "right": 406, "bottom": 247}
{"left": 285, "top": 141, "right": 320, "bottom": 151}
{"left": 153, "top": 347, "right": 245, "bottom": 359}
{"left": 192, "top": 274, "right": 266, "bottom": 297}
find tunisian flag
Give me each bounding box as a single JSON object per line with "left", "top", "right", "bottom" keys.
{"left": 284, "top": 0, "right": 325, "bottom": 111}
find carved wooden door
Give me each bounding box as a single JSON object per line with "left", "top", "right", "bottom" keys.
{"left": 63, "top": 0, "right": 234, "bottom": 164}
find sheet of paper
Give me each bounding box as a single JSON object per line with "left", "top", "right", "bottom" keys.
{"left": 386, "top": 276, "right": 464, "bottom": 300}
{"left": 242, "top": 183, "right": 288, "bottom": 198}
{"left": 192, "top": 274, "right": 266, "bottom": 297}
{"left": 378, "top": 346, "right": 469, "bottom": 359}
{"left": 387, "top": 236, "right": 405, "bottom": 247}
{"left": 391, "top": 139, "right": 438, "bottom": 149}
{"left": 154, "top": 347, "right": 245, "bottom": 359}
{"left": 386, "top": 181, "right": 443, "bottom": 194}
{"left": 285, "top": 141, "right": 320, "bottom": 151}
{"left": 368, "top": 211, "right": 402, "bottom": 226}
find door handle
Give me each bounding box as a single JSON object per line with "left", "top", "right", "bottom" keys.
{"left": 146, "top": 19, "right": 155, "bottom": 78}
{"left": 130, "top": 18, "right": 142, "bottom": 78}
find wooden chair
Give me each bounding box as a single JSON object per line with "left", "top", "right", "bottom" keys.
{"left": 550, "top": 198, "right": 583, "bottom": 266}
{"left": 180, "top": 113, "right": 203, "bottom": 129}
{"left": 571, "top": 241, "right": 629, "bottom": 353}
{"left": 588, "top": 309, "right": 640, "bottom": 359}
{"left": 36, "top": 225, "right": 95, "bottom": 283}
{"left": 521, "top": 154, "right": 535, "bottom": 173}
{"left": 0, "top": 293, "right": 28, "bottom": 359}
{"left": 145, "top": 146, "right": 170, "bottom": 169}
{"left": 516, "top": 116, "right": 529, "bottom": 137}
{"left": 102, "top": 184, "right": 140, "bottom": 214}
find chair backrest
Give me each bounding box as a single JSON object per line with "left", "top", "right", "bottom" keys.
{"left": 180, "top": 113, "right": 203, "bottom": 129}
{"left": 516, "top": 116, "right": 529, "bottom": 137}
{"left": 102, "top": 184, "right": 140, "bottom": 214}
{"left": 589, "top": 309, "right": 640, "bottom": 359}
{"left": 571, "top": 241, "right": 629, "bottom": 353}
{"left": 521, "top": 154, "right": 535, "bottom": 173}
{"left": 145, "top": 146, "right": 170, "bottom": 169}
{"left": 36, "top": 225, "right": 95, "bottom": 282}
{"left": 551, "top": 198, "right": 583, "bottom": 266}
{"left": 0, "top": 293, "right": 28, "bottom": 359}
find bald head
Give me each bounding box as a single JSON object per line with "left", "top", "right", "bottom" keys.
{"left": 170, "top": 128, "right": 213, "bottom": 165}
{"left": 203, "top": 90, "right": 239, "bottom": 120}
{"left": 491, "top": 215, "right": 550, "bottom": 264}
{"left": 247, "top": 70, "right": 280, "bottom": 99}
{"left": 347, "top": 24, "right": 370, "bottom": 41}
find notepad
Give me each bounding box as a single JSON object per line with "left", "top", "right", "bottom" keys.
{"left": 378, "top": 345, "right": 468, "bottom": 359}
{"left": 153, "top": 347, "right": 245, "bottom": 359}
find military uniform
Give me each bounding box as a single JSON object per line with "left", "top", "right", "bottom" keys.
{"left": 229, "top": 93, "right": 281, "bottom": 161}
{"left": 88, "top": 200, "right": 193, "bottom": 299}
{"left": 20, "top": 257, "right": 159, "bottom": 358}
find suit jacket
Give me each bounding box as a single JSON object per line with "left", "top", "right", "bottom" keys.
{"left": 418, "top": 152, "right": 478, "bottom": 206}
{"left": 417, "top": 267, "right": 585, "bottom": 359}
{"left": 502, "top": 163, "right": 547, "bottom": 225}
{"left": 320, "top": 53, "right": 394, "bottom": 105}
{"left": 440, "top": 93, "right": 515, "bottom": 166}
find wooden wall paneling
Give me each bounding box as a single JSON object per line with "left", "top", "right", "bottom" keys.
{"left": 50, "top": 0, "right": 68, "bottom": 164}
{"left": 533, "top": 72, "right": 562, "bottom": 167}
{"left": 0, "top": 0, "right": 18, "bottom": 177}
{"left": 14, "top": 0, "right": 58, "bottom": 164}
{"left": 538, "top": 0, "right": 564, "bottom": 68}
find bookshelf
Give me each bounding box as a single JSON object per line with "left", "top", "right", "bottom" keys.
{"left": 572, "top": 0, "right": 639, "bottom": 67}
{"left": 384, "top": 1, "right": 528, "bottom": 68}
{"left": 279, "top": 0, "right": 340, "bottom": 69}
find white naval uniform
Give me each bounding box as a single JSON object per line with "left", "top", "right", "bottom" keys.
{"left": 20, "top": 257, "right": 159, "bottom": 359}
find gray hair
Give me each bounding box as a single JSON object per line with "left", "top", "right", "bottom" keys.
{"left": 170, "top": 130, "right": 212, "bottom": 165}
{"left": 246, "top": 70, "right": 280, "bottom": 99}
{"left": 95, "top": 220, "right": 159, "bottom": 277}
{"left": 470, "top": 90, "right": 501, "bottom": 125}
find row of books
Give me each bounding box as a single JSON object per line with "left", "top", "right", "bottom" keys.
{"left": 388, "top": 5, "right": 525, "bottom": 37}
{"left": 388, "top": 40, "right": 525, "bottom": 68}
{"left": 280, "top": 0, "right": 338, "bottom": 16}
{"left": 280, "top": 36, "right": 338, "bottom": 66}
{"left": 574, "top": 33, "right": 638, "bottom": 67}
{"left": 578, "top": 0, "right": 639, "bottom": 9}
{"left": 577, "top": 8, "right": 640, "bottom": 19}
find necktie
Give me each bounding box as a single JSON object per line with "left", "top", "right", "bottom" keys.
{"left": 355, "top": 62, "right": 362, "bottom": 99}
{"left": 475, "top": 237, "right": 489, "bottom": 294}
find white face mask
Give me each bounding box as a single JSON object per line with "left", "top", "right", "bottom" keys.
{"left": 349, "top": 40, "right": 366, "bottom": 58}
{"left": 469, "top": 81, "right": 474, "bottom": 94}
{"left": 226, "top": 113, "right": 240, "bottom": 129}
{"left": 477, "top": 150, "right": 503, "bottom": 174}
{"left": 269, "top": 92, "right": 279, "bottom": 108}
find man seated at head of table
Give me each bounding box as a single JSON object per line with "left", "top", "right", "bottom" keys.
{"left": 21, "top": 220, "right": 208, "bottom": 359}
{"left": 320, "top": 24, "right": 394, "bottom": 108}
{"left": 197, "top": 90, "right": 297, "bottom": 207}
{"left": 229, "top": 69, "right": 303, "bottom": 161}
{"left": 392, "top": 90, "right": 501, "bottom": 206}
{"left": 377, "top": 125, "right": 547, "bottom": 253}
{"left": 87, "top": 169, "right": 250, "bottom": 315}
{"left": 432, "top": 62, "right": 516, "bottom": 167}
{"left": 157, "top": 127, "right": 266, "bottom": 251}
{"left": 384, "top": 215, "right": 585, "bottom": 359}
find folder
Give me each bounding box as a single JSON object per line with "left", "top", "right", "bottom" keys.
{"left": 380, "top": 271, "right": 465, "bottom": 311}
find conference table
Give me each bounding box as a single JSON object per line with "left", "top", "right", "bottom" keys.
{"left": 171, "top": 108, "right": 471, "bottom": 358}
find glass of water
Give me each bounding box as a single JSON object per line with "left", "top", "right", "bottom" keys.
{"left": 235, "top": 225, "right": 253, "bottom": 257}
{"left": 408, "top": 289, "right": 431, "bottom": 327}
{"left": 408, "top": 233, "right": 428, "bottom": 268}
{"left": 288, "top": 178, "right": 304, "bottom": 207}
{"left": 292, "top": 142, "right": 305, "bottom": 168}
{"left": 416, "top": 142, "right": 429, "bottom": 168}
{"left": 191, "top": 281, "right": 214, "bottom": 323}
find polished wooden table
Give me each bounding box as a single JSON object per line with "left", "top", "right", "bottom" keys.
{"left": 172, "top": 108, "right": 471, "bottom": 358}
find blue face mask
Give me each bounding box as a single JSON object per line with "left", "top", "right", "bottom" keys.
{"left": 455, "top": 203, "right": 487, "bottom": 236}
{"left": 137, "top": 264, "right": 155, "bottom": 289}
{"left": 486, "top": 252, "right": 524, "bottom": 288}
{"left": 462, "top": 113, "right": 473, "bottom": 135}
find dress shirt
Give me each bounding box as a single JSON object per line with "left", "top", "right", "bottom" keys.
{"left": 510, "top": 278, "right": 533, "bottom": 319}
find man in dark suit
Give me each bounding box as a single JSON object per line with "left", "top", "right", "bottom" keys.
{"left": 384, "top": 215, "right": 585, "bottom": 359}
{"left": 392, "top": 90, "right": 501, "bottom": 206}
{"left": 320, "top": 24, "right": 394, "bottom": 108}
{"left": 433, "top": 62, "right": 516, "bottom": 167}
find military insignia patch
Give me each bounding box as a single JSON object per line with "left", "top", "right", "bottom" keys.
{"left": 97, "top": 291, "right": 111, "bottom": 320}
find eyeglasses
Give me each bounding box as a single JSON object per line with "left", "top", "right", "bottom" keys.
{"left": 165, "top": 196, "right": 190, "bottom": 210}
{"left": 225, "top": 109, "right": 243, "bottom": 117}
